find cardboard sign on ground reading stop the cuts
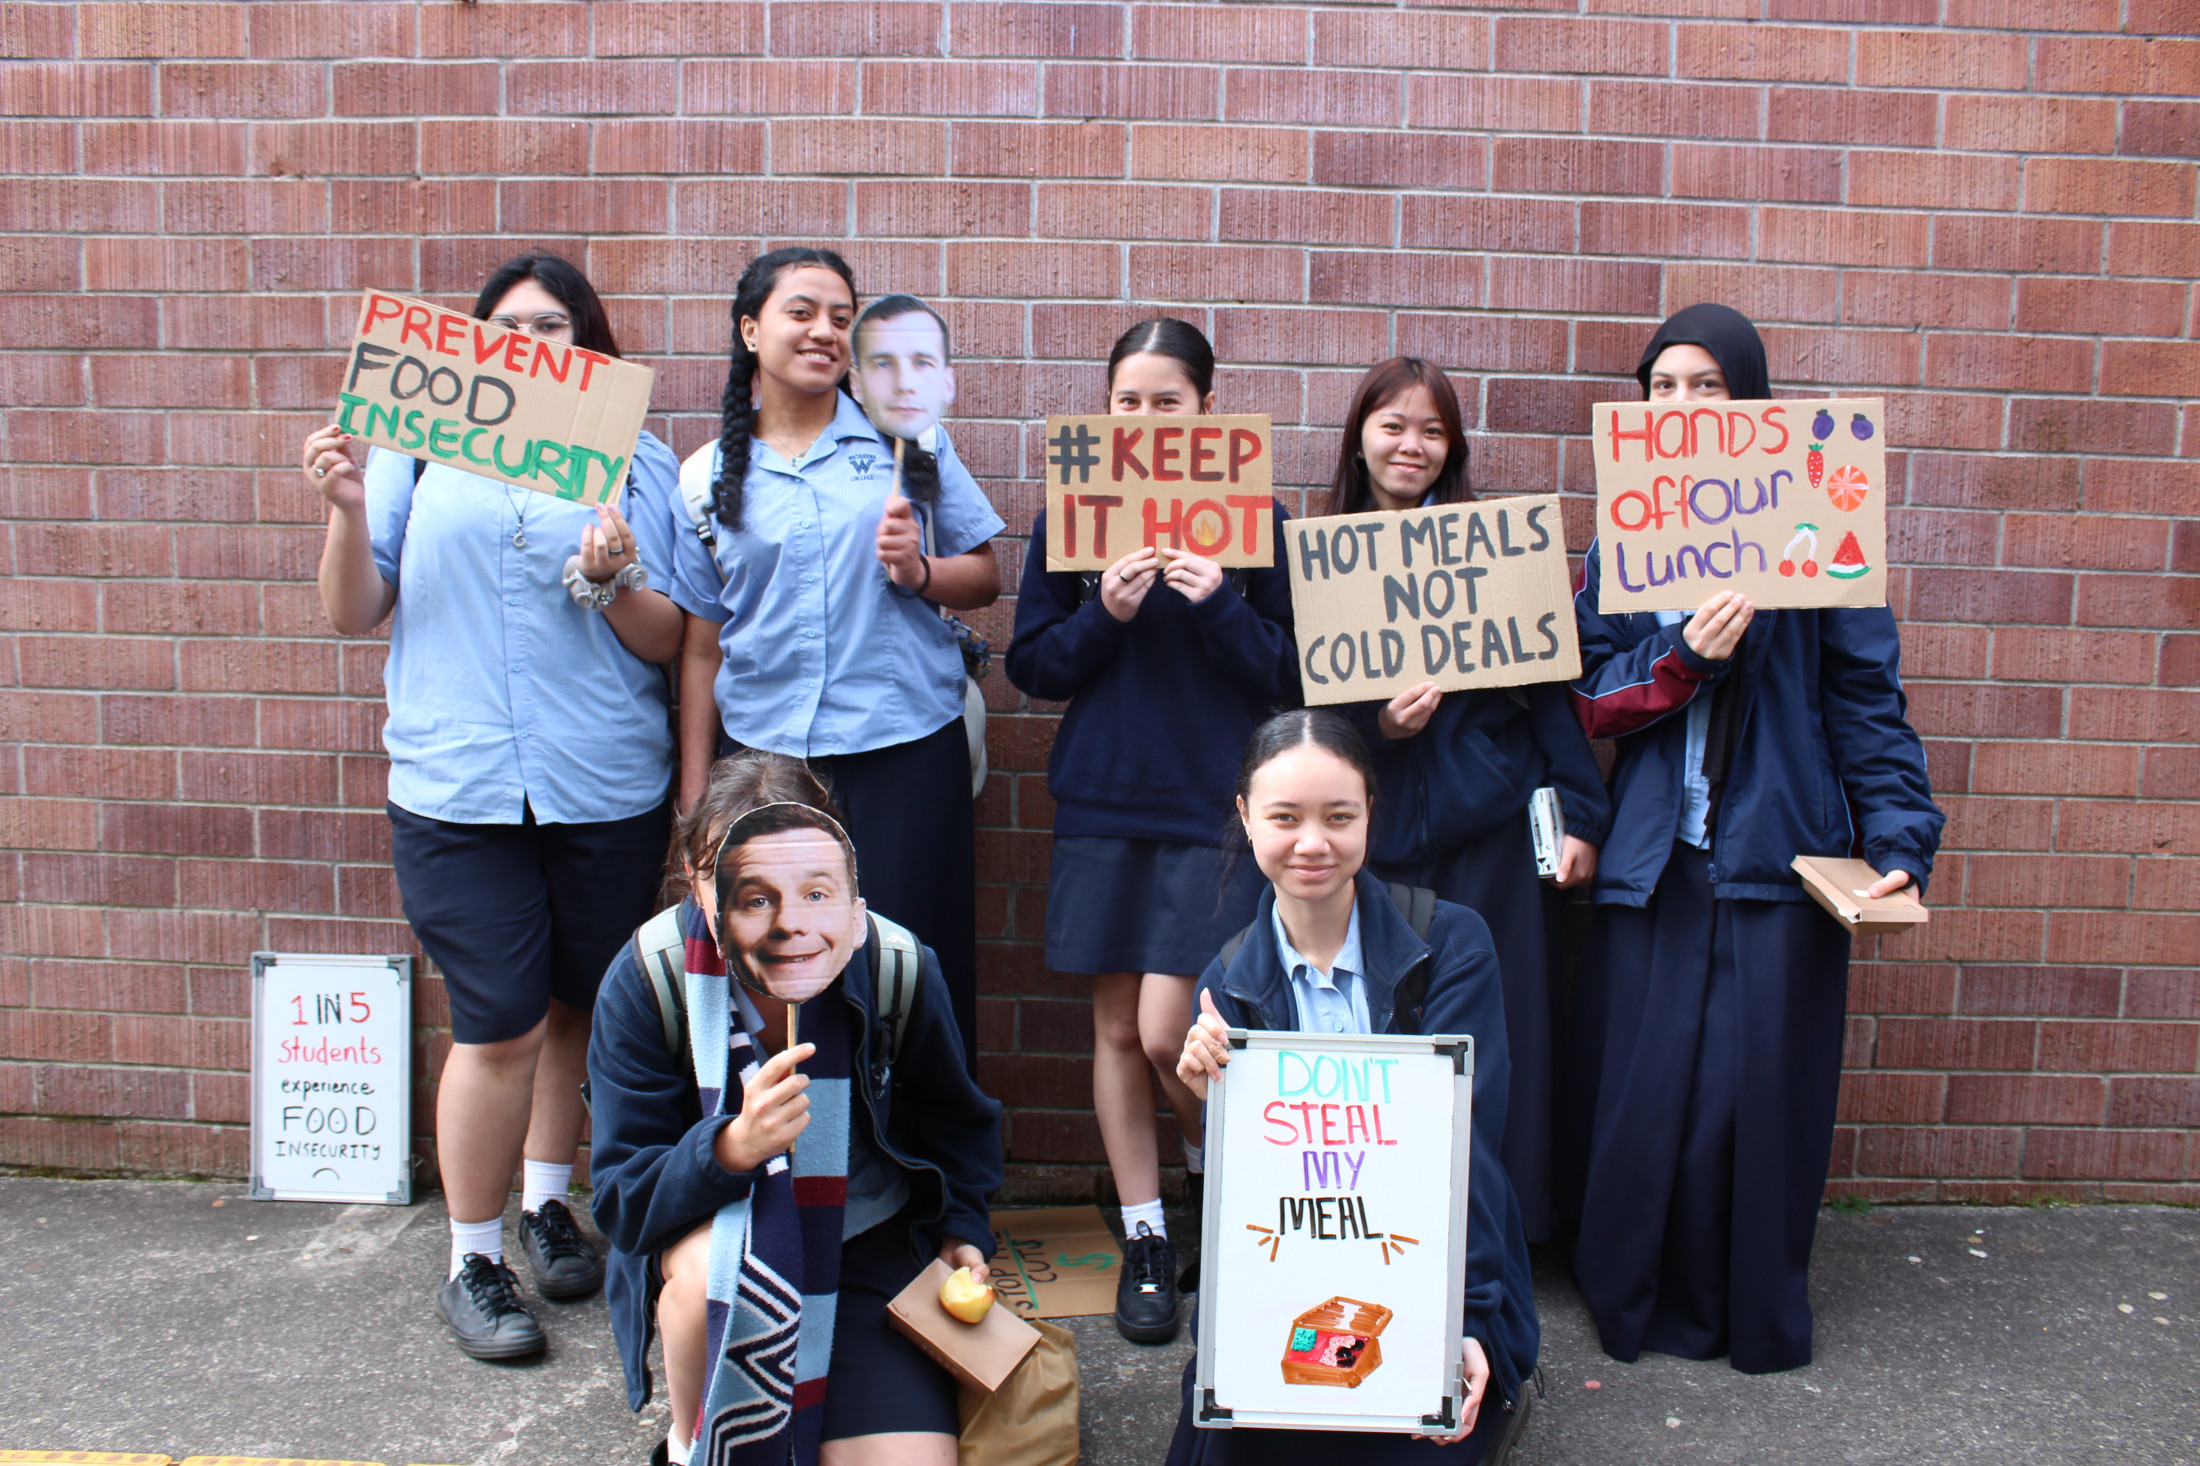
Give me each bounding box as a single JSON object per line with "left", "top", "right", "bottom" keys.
{"left": 1287, "top": 495, "right": 1581, "bottom": 705}
{"left": 1042, "top": 414, "right": 1275, "bottom": 570}
{"left": 1591, "top": 397, "right": 1887, "bottom": 614}
{"left": 334, "top": 291, "right": 654, "bottom": 507}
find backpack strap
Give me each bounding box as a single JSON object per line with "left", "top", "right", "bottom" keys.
{"left": 1384, "top": 881, "right": 1438, "bottom": 941}
{"left": 867, "top": 913, "right": 920, "bottom": 1063}
{"left": 677, "top": 440, "right": 723, "bottom": 553}
{"left": 632, "top": 905, "right": 690, "bottom": 1064}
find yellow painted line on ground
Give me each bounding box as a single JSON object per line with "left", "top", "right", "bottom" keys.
{"left": 178, "top": 1459, "right": 389, "bottom": 1465}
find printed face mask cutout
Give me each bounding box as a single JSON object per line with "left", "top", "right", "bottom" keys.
{"left": 714, "top": 819, "right": 867, "bottom": 1004}
{"left": 854, "top": 309, "right": 955, "bottom": 445}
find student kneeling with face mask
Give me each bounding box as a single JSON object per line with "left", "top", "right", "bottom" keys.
{"left": 588, "top": 752, "right": 1003, "bottom": 1466}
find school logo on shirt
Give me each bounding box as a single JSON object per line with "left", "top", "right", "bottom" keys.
{"left": 848, "top": 453, "right": 876, "bottom": 478}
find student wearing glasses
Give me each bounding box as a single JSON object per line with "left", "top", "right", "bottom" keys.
{"left": 300, "top": 251, "right": 682, "bottom": 1361}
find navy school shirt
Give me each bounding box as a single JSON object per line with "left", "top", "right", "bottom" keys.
{"left": 1570, "top": 538, "right": 1943, "bottom": 907}
{"left": 1346, "top": 683, "right": 1613, "bottom": 871}
{"left": 586, "top": 904, "right": 1004, "bottom": 1411}
{"left": 1195, "top": 872, "right": 1539, "bottom": 1411}
{"left": 1004, "top": 505, "right": 1301, "bottom": 848}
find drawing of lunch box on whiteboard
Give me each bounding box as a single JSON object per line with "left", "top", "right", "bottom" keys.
{"left": 1281, "top": 1296, "right": 1394, "bottom": 1387}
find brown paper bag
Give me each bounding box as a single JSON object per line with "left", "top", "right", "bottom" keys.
{"left": 957, "top": 1317, "right": 1079, "bottom": 1466}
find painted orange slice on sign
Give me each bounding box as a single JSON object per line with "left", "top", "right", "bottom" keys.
{"left": 1825, "top": 464, "right": 1869, "bottom": 512}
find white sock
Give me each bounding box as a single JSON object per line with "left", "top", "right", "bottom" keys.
{"left": 1181, "top": 1138, "right": 1204, "bottom": 1175}
{"left": 665, "top": 1431, "right": 691, "bottom": 1466}
{"left": 450, "top": 1216, "right": 504, "bottom": 1279}
{"left": 522, "top": 1159, "right": 573, "bottom": 1214}
{"left": 1121, "top": 1198, "right": 1168, "bottom": 1241}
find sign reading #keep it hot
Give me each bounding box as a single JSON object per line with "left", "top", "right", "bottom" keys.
{"left": 1042, "top": 414, "right": 1276, "bottom": 571}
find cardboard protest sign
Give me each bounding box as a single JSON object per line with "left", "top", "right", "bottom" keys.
{"left": 250, "top": 951, "right": 411, "bottom": 1205}
{"left": 1591, "top": 397, "right": 1886, "bottom": 614}
{"left": 1195, "top": 1031, "right": 1474, "bottom": 1434}
{"left": 988, "top": 1206, "right": 1122, "bottom": 1319}
{"left": 1286, "top": 495, "right": 1580, "bottom": 706}
{"left": 334, "top": 291, "right": 653, "bottom": 507}
{"left": 1042, "top": 414, "right": 1275, "bottom": 570}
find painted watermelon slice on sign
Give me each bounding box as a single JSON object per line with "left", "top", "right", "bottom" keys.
{"left": 1827, "top": 531, "right": 1870, "bottom": 580}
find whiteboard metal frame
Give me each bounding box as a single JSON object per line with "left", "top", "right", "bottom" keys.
{"left": 249, "top": 951, "right": 413, "bottom": 1205}
{"left": 1194, "top": 1028, "right": 1474, "bottom": 1435}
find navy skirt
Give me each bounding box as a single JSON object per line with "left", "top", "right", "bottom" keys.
{"left": 819, "top": 1218, "right": 963, "bottom": 1441}
{"left": 1046, "top": 835, "right": 1267, "bottom": 977}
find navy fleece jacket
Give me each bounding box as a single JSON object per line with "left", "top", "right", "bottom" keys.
{"left": 1005, "top": 505, "right": 1301, "bottom": 847}
{"left": 1570, "top": 538, "right": 1943, "bottom": 906}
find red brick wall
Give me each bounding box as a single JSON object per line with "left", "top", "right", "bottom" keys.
{"left": 1, "top": 1, "right": 2194, "bottom": 1202}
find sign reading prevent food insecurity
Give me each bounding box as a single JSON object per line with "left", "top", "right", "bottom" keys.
{"left": 1287, "top": 495, "right": 1580, "bottom": 705}
{"left": 1195, "top": 1030, "right": 1474, "bottom": 1434}
{"left": 1043, "top": 414, "right": 1275, "bottom": 570}
{"left": 1591, "top": 397, "right": 1887, "bottom": 614}
{"left": 334, "top": 291, "right": 654, "bottom": 507}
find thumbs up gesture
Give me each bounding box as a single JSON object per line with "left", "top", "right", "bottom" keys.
{"left": 876, "top": 489, "right": 927, "bottom": 593}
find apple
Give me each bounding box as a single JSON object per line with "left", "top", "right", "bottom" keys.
{"left": 940, "top": 1265, "right": 995, "bottom": 1323}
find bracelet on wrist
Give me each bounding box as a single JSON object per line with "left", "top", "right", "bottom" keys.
{"left": 890, "top": 554, "right": 932, "bottom": 599}
{"left": 563, "top": 556, "right": 647, "bottom": 610}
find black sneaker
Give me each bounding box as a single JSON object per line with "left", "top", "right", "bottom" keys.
{"left": 1115, "top": 1221, "right": 1180, "bottom": 1344}
{"left": 520, "top": 1198, "right": 604, "bottom": 1301}
{"left": 437, "top": 1253, "right": 546, "bottom": 1360}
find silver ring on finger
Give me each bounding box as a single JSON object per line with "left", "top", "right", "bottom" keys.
{"left": 315, "top": 466, "right": 327, "bottom": 478}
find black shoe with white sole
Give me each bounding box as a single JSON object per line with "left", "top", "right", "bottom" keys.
{"left": 436, "top": 1253, "right": 546, "bottom": 1361}
{"left": 1115, "top": 1221, "right": 1180, "bottom": 1344}
{"left": 520, "top": 1198, "right": 604, "bottom": 1301}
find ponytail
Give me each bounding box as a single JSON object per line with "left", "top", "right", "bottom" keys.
{"left": 711, "top": 246, "right": 858, "bottom": 532}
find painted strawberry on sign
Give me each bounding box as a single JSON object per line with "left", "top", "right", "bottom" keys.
{"left": 1806, "top": 408, "right": 1832, "bottom": 491}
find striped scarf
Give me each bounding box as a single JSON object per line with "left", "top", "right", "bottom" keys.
{"left": 682, "top": 901, "right": 852, "bottom": 1466}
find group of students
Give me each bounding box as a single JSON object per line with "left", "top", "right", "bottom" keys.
{"left": 301, "top": 247, "right": 1942, "bottom": 1466}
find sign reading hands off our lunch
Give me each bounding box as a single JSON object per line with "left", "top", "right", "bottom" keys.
{"left": 1043, "top": 414, "right": 1275, "bottom": 570}
{"left": 335, "top": 291, "right": 654, "bottom": 507}
{"left": 1195, "top": 1030, "right": 1475, "bottom": 1434}
{"left": 1590, "top": 397, "right": 1887, "bottom": 614}
{"left": 1288, "top": 496, "right": 1580, "bottom": 706}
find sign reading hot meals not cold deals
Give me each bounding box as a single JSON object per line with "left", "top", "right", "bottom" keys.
{"left": 1196, "top": 1030, "right": 1475, "bottom": 1435}
{"left": 1042, "top": 414, "right": 1276, "bottom": 570}
{"left": 334, "top": 290, "right": 655, "bottom": 508}
{"left": 251, "top": 952, "right": 412, "bottom": 1205}
{"left": 1287, "top": 494, "right": 1581, "bottom": 706}
{"left": 1590, "top": 397, "right": 1888, "bottom": 614}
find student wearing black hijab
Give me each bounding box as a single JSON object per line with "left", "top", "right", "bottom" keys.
{"left": 1563, "top": 304, "right": 1943, "bottom": 1374}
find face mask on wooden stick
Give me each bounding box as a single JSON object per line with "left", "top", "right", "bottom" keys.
{"left": 711, "top": 803, "right": 868, "bottom": 1005}
{"left": 852, "top": 296, "right": 956, "bottom": 447}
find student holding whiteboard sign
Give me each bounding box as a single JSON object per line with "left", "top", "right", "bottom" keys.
{"left": 1567, "top": 305, "right": 1943, "bottom": 1375}
{"left": 301, "top": 252, "right": 682, "bottom": 1362}
{"left": 1169, "top": 711, "right": 1538, "bottom": 1465}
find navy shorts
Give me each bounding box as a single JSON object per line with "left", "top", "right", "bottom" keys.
{"left": 1045, "top": 835, "right": 1265, "bottom": 977}
{"left": 387, "top": 800, "right": 671, "bottom": 1045}
{"left": 820, "top": 1218, "right": 963, "bottom": 1441}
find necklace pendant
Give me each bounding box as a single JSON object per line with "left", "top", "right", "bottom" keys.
{"left": 511, "top": 528, "right": 527, "bottom": 549}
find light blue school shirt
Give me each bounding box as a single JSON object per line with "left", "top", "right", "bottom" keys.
{"left": 1275, "top": 902, "right": 1371, "bottom": 1036}
{"left": 1653, "top": 609, "right": 1713, "bottom": 849}
{"left": 365, "top": 436, "right": 679, "bottom": 825}
{"left": 662, "top": 393, "right": 1005, "bottom": 759}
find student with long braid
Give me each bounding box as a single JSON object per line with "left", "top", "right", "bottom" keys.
{"left": 661, "top": 248, "right": 1004, "bottom": 1065}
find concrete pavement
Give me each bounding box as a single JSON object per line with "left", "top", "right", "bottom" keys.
{"left": 0, "top": 1178, "right": 2192, "bottom": 1464}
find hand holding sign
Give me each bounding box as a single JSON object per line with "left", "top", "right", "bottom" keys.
{"left": 301, "top": 425, "right": 369, "bottom": 511}
{"left": 1162, "top": 549, "right": 1227, "bottom": 604}
{"left": 577, "top": 501, "right": 641, "bottom": 585}
{"left": 713, "top": 1042, "right": 817, "bottom": 1172}
{"left": 1177, "top": 989, "right": 1234, "bottom": 1100}
{"left": 1377, "top": 682, "right": 1443, "bottom": 740}
{"left": 1100, "top": 547, "right": 1163, "bottom": 622}
{"left": 1682, "top": 590, "right": 1755, "bottom": 662}
{"left": 877, "top": 488, "right": 926, "bottom": 591}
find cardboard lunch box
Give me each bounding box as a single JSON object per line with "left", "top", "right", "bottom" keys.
{"left": 886, "top": 1258, "right": 1041, "bottom": 1394}
{"left": 1792, "top": 856, "right": 1930, "bottom": 938}
{"left": 1279, "top": 1296, "right": 1394, "bottom": 1388}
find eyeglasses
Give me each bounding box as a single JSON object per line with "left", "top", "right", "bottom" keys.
{"left": 488, "top": 312, "right": 572, "bottom": 336}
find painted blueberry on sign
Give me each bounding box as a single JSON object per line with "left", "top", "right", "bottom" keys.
{"left": 1812, "top": 409, "right": 1835, "bottom": 441}
{"left": 1851, "top": 412, "right": 1875, "bottom": 441}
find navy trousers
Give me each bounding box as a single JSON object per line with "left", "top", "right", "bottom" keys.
{"left": 1374, "top": 809, "right": 1555, "bottom": 1243}
{"left": 1571, "top": 843, "right": 1851, "bottom": 1374}
{"left": 720, "top": 717, "right": 979, "bottom": 1074}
